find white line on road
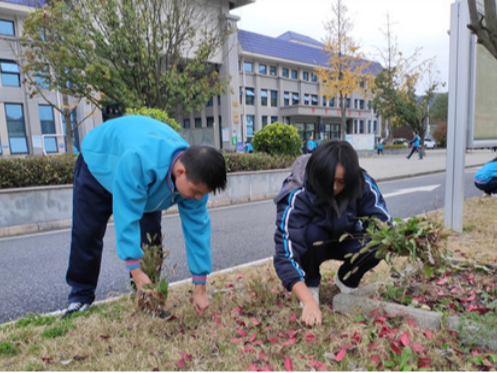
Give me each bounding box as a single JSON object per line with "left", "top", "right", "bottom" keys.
{"left": 383, "top": 184, "right": 441, "bottom": 198}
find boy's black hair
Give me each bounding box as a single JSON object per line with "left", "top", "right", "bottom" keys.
{"left": 305, "top": 139, "right": 364, "bottom": 214}
{"left": 180, "top": 146, "right": 227, "bottom": 194}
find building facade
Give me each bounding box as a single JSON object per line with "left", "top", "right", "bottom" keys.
{"left": 1, "top": 0, "right": 380, "bottom": 156}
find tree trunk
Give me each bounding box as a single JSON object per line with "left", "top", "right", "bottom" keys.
{"left": 340, "top": 93, "right": 347, "bottom": 139}
{"left": 63, "top": 95, "right": 74, "bottom": 155}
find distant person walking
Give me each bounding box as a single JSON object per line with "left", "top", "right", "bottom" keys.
{"left": 406, "top": 131, "right": 423, "bottom": 160}
{"left": 307, "top": 135, "right": 317, "bottom": 153}
{"left": 474, "top": 157, "right": 497, "bottom": 196}
{"left": 377, "top": 138, "right": 384, "bottom": 156}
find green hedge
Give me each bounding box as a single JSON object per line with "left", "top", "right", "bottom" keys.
{"left": 0, "top": 153, "right": 297, "bottom": 189}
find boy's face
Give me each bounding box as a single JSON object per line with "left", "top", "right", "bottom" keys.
{"left": 175, "top": 172, "right": 210, "bottom": 200}
{"left": 333, "top": 163, "right": 346, "bottom": 196}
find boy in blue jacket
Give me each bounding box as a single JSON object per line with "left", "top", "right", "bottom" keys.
{"left": 474, "top": 157, "right": 497, "bottom": 195}
{"left": 273, "top": 140, "right": 392, "bottom": 326}
{"left": 63, "top": 116, "right": 227, "bottom": 318}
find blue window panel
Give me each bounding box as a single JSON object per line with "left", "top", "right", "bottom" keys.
{"left": 1, "top": 61, "right": 21, "bottom": 87}
{"left": 183, "top": 119, "right": 191, "bottom": 128}
{"left": 282, "top": 68, "right": 289, "bottom": 78}
{"left": 44, "top": 137, "right": 58, "bottom": 153}
{"left": 271, "top": 116, "right": 278, "bottom": 124}
{"left": 269, "top": 66, "right": 277, "bottom": 76}
{"left": 246, "top": 115, "right": 254, "bottom": 136}
{"left": 0, "top": 20, "right": 14, "bottom": 36}
{"left": 259, "top": 64, "right": 267, "bottom": 75}
{"left": 244, "top": 61, "right": 253, "bottom": 73}
{"left": 312, "top": 95, "right": 318, "bottom": 105}
{"left": 10, "top": 137, "right": 28, "bottom": 153}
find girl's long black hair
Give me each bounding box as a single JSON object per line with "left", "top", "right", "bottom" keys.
{"left": 305, "top": 140, "right": 364, "bottom": 214}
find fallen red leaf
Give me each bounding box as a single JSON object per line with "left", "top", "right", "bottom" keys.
{"left": 268, "top": 336, "right": 278, "bottom": 345}
{"left": 305, "top": 333, "right": 316, "bottom": 343}
{"left": 41, "top": 357, "right": 54, "bottom": 363}
{"left": 391, "top": 342, "right": 402, "bottom": 355}
{"left": 225, "top": 283, "right": 235, "bottom": 288}
{"left": 100, "top": 335, "right": 110, "bottom": 339}
{"left": 284, "top": 357, "right": 293, "bottom": 371}
{"left": 252, "top": 318, "right": 261, "bottom": 326}
{"left": 236, "top": 329, "right": 248, "bottom": 337}
{"left": 300, "top": 354, "right": 317, "bottom": 359}
{"left": 243, "top": 346, "right": 256, "bottom": 353}
{"left": 236, "top": 274, "right": 243, "bottom": 280}
{"left": 177, "top": 359, "right": 186, "bottom": 369}
{"left": 407, "top": 319, "right": 415, "bottom": 327}
{"left": 214, "top": 317, "right": 221, "bottom": 326}
{"left": 249, "top": 333, "right": 256, "bottom": 343}
{"left": 230, "top": 338, "right": 243, "bottom": 343}
{"left": 400, "top": 331, "right": 410, "bottom": 346}
{"left": 371, "top": 355, "right": 380, "bottom": 364}
{"left": 259, "top": 351, "right": 269, "bottom": 361}
{"left": 281, "top": 337, "right": 297, "bottom": 346}
{"left": 289, "top": 313, "right": 298, "bottom": 322}
{"left": 308, "top": 360, "right": 327, "bottom": 370}
{"left": 336, "top": 347, "right": 347, "bottom": 362}
{"left": 231, "top": 306, "right": 243, "bottom": 314}
{"left": 450, "top": 288, "right": 458, "bottom": 294}
{"left": 424, "top": 330, "right": 435, "bottom": 340}
{"left": 248, "top": 363, "right": 258, "bottom": 371}
{"left": 179, "top": 352, "right": 192, "bottom": 361}
{"left": 412, "top": 343, "right": 425, "bottom": 352}
{"left": 466, "top": 292, "right": 476, "bottom": 302}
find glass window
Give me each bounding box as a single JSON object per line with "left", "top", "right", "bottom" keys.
{"left": 1, "top": 60, "right": 21, "bottom": 87}
{"left": 322, "top": 97, "right": 327, "bottom": 107}
{"left": 195, "top": 118, "right": 202, "bottom": 128}
{"left": 206, "top": 117, "right": 214, "bottom": 128}
{"left": 282, "top": 68, "right": 289, "bottom": 78}
{"left": 360, "top": 99, "right": 365, "bottom": 110}
{"left": 360, "top": 120, "right": 365, "bottom": 134}
{"left": 5, "top": 104, "right": 28, "bottom": 154}
{"left": 244, "top": 61, "right": 253, "bottom": 73}
{"left": 329, "top": 98, "right": 335, "bottom": 107}
{"left": 269, "top": 66, "right": 277, "bottom": 76}
{"left": 291, "top": 69, "right": 298, "bottom": 80}
{"left": 246, "top": 115, "right": 254, "bottom": 137}
{"left": 218, "top": 95, "right": 221, "bottom": 106}
{"left": 312, "top": 95, "right": 318, "bottom": 106}
{"left": 311, "top": 73, "right": 317, "bottom": 82}
{"left": 0, "top": 20, "right": 14, "bottom": 36}
{"left": 373, "top": 120, "right": 377, "bottom": 134}
{"left": 303, "top": 71, "right": 309, "bottom": 81}
{"left": 292, "top": 92, "right": 299, "bottom": 105}
{"left": 206, "top": 97, "right": 213, "bottom": 107}
{"left": 346, "top": 98, "right": 351, "bottom": 108}
{"left": 262, "top": 115, "right": 268, "bottom": 128}
{"left": 304, "top": 94, "right": 310, "bottom": 105}
{"left": 183, "top": 119, "right": 191, "bottom": 128}
{"left": 239, "top": 87, "right": 243, "bottom": 104}
{"left": 354, "top": 99, "right": 359, "bottom": 109}
{"left": 285, "top": 117, "right": 290, "bottom": 125}
{"left": 39, "top": 105, "right": 57, "bottom": 153}
{"left": 270, "top": 90, "right": 278, "bottom": 107}
{"left": 271, "top": 116, "right": 278, "bottom": 124}
{"left": 260, "top": 89, "right": 268, "bottom": 106}
{"left": 245, "top": 87, "right": 255, "bottom": 105}
{"left": 283, "top": 92, "right": 290, "bottom": 106}
{"left": 368, "top": 120, "right": 371, "bottom": 133}
{"left": 259, "top": 64, "right": 267, "bottom": 75}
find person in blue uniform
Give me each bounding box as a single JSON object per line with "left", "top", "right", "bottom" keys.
{"left": 407, "top": 131, "right": 422, "bottom": 160}
{"left": 474, "top": 157, "right": 497, "bottom": 196}
{"left": 63, "top": 115, "right": 227, "bottom": 318}
{"left": 273, "top": 140, "right": 392, "bottom": 326}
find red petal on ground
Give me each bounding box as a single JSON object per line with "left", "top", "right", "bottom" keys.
{"left": 262, "top": 363, "right": 274, "bottom": 371}
{"left": 249, "top": 333, "right": 256, "bottom": 343}
{"left": 450, "top": 288, "right": 458, "bottom": 294}
{"left": 466, "top": 292, "right": 476, "bottom": 302}
{"left": 391, "top": 342, "right": 402, "bottom": 355}
{"left": 243, "top": 346, "right": 256, "bottom": 353}
{"left": 424, "top": 330, "right": 435, "bottom": 340}
{"left": 231, "top": 306, "right": 243, "bottom": 314}
{"left": 400, "top": 331, "right": 410, "bottom": 346}
{"left": 259, "top": 351, "right": 269, "bottom": 361}
{"left": 289, "top": 313, "right": 298, "bottom": 322}
{"left": 152, "top": 368, "right": 159, "bottom": 371}
{"left": 41, "top": 357, "right": 54, "bottom": 363}
{"left": 407, "top": 319, "right": 415, "bottom": 327}
{"left": 179, "top": 352, "right": 192, "bottom": 361}
{"left": 225, "top": 283, "right": 235, "bottom": 288}
{"left": 281, "top": 337, "right": 297, "bottom": 346}
{"left": 214, "top": 318, "right": 222, "bottom": 326}
{"left": 236, "top": 274, "right": 243, "bottom": 280}
{"left": 471, "top": 350, "right": 480, "bottom": 355}
{"left": 248, "top": 363, "right": 259, "bottom": 371}
{"left": 436, "top": 278, "right": 447, "bottom": 285}
{"left": 230, "top": 338, "right": 243, "bottom": 343}
{"left": 284, "top": 357, "right": 293, "bottom": 371}
{"left": 236, "top": 329, "right": 248, "bottom": 337}
{"left": 177, "top": 359, "right": 186, "bottom": 369}
{"left": 253, "top": 340, "right": 264, "bottom": 345}
{"left": 300, "top": 354, "right": 317, "bottom": 359}
{"left": 467, "top": 304, "right": 479, "bottom": 312}
{"left": 268, "top": 336, "right": 278, "bottom": 345}
{"left": 412, "top": 343, "right": 425, "bottom": 352}
{"left": 418, "top": 357, "right": 432, "bottom": 366}
{"left": 437, "top": 290, "right": 445, "bottom": 296}
{"left": 351, "top": 331, "right": 361, "bottom": 343}
{"left": 336, "top": 347, "right": 347, "bottom": 362}
{"left": 308, "top": 360, "right": 327, "bottom": 371}
{"left": 287, "top": 329, "right": 298, "bottom": 338}
{"left": 100, "top": 335, "right": 110, "bottom": 339}
{"left": 371, "top": 355, "right": 380, "bottom": 364}
{"left": 386, "top": 312, "right": 399, "bottom": 318}
{"left": 305, "top": 333, "right": 316, "bottom": 343}
{"left": 252, "top": 318, "right": 261, "bottom": 326}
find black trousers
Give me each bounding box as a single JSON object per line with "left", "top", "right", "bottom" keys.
{"left": 407, "top": 146, "right": 423, "bottom": 159}
{"left": 66, "top": 155, "right": 162, "bottom": 304}
{"left": 302, "top": 223, "right": 381, "bottom": 288}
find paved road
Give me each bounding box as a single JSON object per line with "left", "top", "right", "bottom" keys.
{"left": 0, "top": 167, "right": 482, "bottom": 324}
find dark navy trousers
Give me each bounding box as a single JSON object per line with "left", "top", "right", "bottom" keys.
{"left": 302, "top": 223, "right": 381, "bottom": 288}
{"left": 66, "top": 155, "right": 162, "bottom": 304}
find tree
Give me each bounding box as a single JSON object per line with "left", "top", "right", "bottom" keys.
{"left": 21, "top": 0, "right": 230, "bottom": 123}
{"left": 19, "top": 1, "right": 100, "bottom": 154}
{"left": 314, "top": 0, "right": 374, "bottom": 139}
{"left": 429, "top": 92, "right": 448, "bottom": 124}
{"left": 468, "top": 0, "right": 497, "bottom": 60}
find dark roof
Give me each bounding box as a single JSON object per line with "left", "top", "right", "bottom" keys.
{"left": 238, "top": 29, "right": 382, "bottom": 74}
{"left": 1, "top": 0, "right": 47, "bottom": 7}
{"left": 277, "top": 31, "right": 323, "bottom": 48}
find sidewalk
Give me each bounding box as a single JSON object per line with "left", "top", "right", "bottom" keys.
{"left": 358, "top": 148, "right": 493, "bottom": 182}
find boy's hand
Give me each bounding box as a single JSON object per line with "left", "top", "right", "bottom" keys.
{"left": 190, "top": 284, "right": 209, "bottom": 315}
{"left": 301, "top": 301, "right": 322, "bottom": 327}
{"left": 130, "top": 267, "right": 152, "bottom": 290}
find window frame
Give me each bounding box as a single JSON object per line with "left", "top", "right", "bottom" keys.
{"left": 259, "top": 63, "right": 267, "bottom": 75}
{"left": 281, "top": 67, "right": 289, "bottom": 78}
{"left": 245, "top": 87, "right": 255, "bottom": 106}
{"left": 269, "top": 65, "right": 277, "bottom": 76}
{"left": 0, "top": 60, "right": 21, "bottom": 87}
{"left": 260, "top": 89, "right": 268, "bottom": 106}
{"left": 0, "top": 19, "right": 15, "bottom": 37}
{"left": 243, "top": 61, "right": 254, "bottom": 73}
{"left": 5, "top": 103, "right": 28, "bottom": 154}
{"left": 38, "top": 104, "right": 58, "bottom": 153}
{"left": 270, "top": 90, "right": 278, "bottom": 107}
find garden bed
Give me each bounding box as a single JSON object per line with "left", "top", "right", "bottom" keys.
{"left": 333, "top": 259, "right": 497, "bottom": 351}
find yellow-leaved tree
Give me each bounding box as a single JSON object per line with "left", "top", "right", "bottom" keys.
{"left": 315, "top": 0, "right": 375, "bottom": 139}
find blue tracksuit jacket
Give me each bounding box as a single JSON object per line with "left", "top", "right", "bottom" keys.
{"left": 273, "top": 157, "right": 392, "bottom": 291}
{"left": 81, "top": 115, "right": 212, "bottom": 283}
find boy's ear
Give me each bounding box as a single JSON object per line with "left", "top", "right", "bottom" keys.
{"left": 174, "top": 164, "right": 187, "bottom": 177}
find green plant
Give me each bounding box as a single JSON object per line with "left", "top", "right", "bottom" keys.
{"left": 252, "top": 122, "right": 302, "bottom": 156}
{"left": 0, "top": 341, "right": 18, "bottom": 356}
{"left": 124, "top": 107, "right": 181, "bottom": 131}
{"left": 342, "top": 216, "right": 448, "bottom": 279}
{"left": 15, "top": 314, "right": 56, "bottom": 328}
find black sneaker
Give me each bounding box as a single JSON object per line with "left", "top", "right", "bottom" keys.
{"left": 62, "top": 302, "right": 91, "bottom": 319}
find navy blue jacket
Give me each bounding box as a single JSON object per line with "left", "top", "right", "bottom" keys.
{"left": 273, "top": 158, "right": 392, "bottom": 291}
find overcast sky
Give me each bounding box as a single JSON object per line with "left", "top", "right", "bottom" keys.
{"left": 232, "top": 0, "right": 455, "bottom": 93}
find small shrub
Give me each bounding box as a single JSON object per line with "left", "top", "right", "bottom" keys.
{"left": 124, "top": 107, "right": 181, "bottom": 131}
{"left": 252, "top": 122, "right": 302, "bottom": 156}
{"left": 223, "top": 152, "right": 296, "bottom": 173}
{"left": 0, "top": 341, "right": 18, "bottom": 356}
{"left": 40, "top": 322, "right": 72, "bottom": 339}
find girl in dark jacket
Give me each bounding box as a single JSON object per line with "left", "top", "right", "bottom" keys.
{"left": 273, "top": 140, "right": 392, "bottom": 326}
